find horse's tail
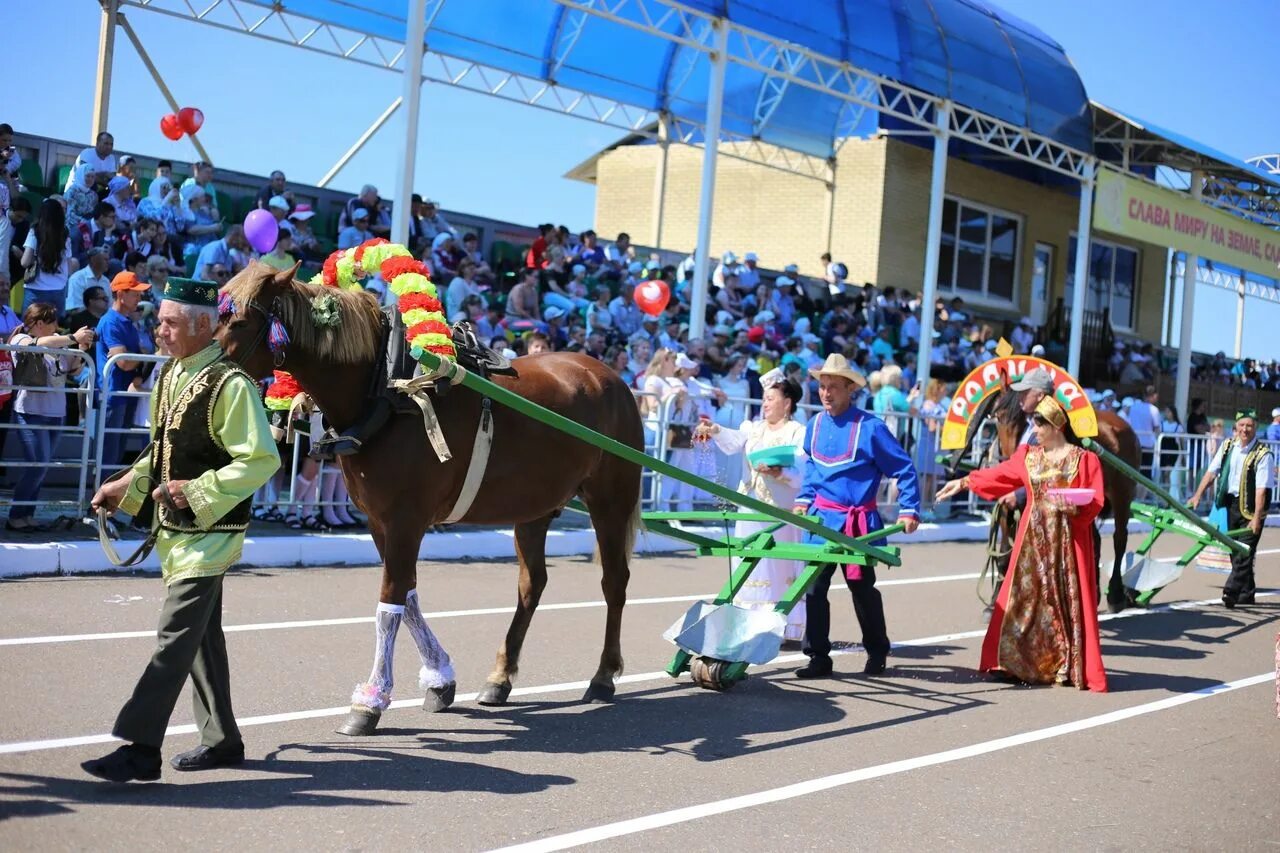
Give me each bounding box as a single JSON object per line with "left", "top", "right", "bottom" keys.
{"left": 623, "top": 478, "right": 643, "bottom": 560}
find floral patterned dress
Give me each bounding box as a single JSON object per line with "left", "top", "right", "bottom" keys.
{"left": 968, "top": 444, "right": 1108, "bottom": 691}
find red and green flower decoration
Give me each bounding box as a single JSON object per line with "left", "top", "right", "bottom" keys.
{"left": 311, "top": 239, "right": 456, "bottom": 361}
{"left": 264, "top": 369, "right": 304, "bottom": 412}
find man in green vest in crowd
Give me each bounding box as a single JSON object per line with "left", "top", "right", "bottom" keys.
{"left": 1187, "top": 408, "right": 1274, "bottom": 609}
{"left": 83, "top": 278, "right": 280, "bottom": 783}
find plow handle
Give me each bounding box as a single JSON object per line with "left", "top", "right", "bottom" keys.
{"left": 1082, "top": 438, "right": 1248, "bottom": 557}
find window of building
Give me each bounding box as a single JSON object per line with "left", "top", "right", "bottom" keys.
{"left": 936, "top": 197, "right": 1021, "bottom": 305}
{"left": 1065, "top": 236, "right": 1139, "bottom": 329}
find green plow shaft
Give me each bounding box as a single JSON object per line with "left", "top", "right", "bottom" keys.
{"left": 1082, "top": 437, "right": 1247, "bottom": 557}
{"left": 412, "top": 346, "right": 898, "bottom": 566}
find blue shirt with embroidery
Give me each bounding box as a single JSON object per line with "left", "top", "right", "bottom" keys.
{"left": 796, "top": 406, "right": 921, "bottom": 539}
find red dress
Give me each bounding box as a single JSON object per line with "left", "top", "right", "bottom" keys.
{"left": 968, "top": 445, "right": 1108, "bottom": 692}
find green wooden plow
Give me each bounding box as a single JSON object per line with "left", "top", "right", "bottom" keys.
{"left": 1081, "top": 437, "right": 1248, "bottom": 606}
{"left": 651, "top": 515, "right": 904, "bottom": 689}
{"left": 413, "top": 347, "right": 906, "bottom": 689}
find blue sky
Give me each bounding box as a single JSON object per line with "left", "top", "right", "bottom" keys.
{"left": 11, "top": 0, "right": 1279, "bottom": 356}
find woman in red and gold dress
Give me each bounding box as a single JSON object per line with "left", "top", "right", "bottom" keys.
{"left": 936, "top": 396, "right": 1107, "bottom": 691}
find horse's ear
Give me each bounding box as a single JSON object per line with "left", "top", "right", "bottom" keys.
{"left": 271, "top": 261, "right": 303, "bottom": 291}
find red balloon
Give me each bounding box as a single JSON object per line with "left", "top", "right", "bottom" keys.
{"left": 178, "top": 107, "right": 204, "bottom": 135}
{"left": 159, "top": 113, "right": 184, "bottom": 141}
{"left": 634, "top": 279, "right": 671, "bottom": 316}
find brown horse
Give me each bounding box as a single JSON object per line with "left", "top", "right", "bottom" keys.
{"left": 217, "top": 263, "right": 644, "bottom": 734}
{"left": 988, "top": 388, "right": 1141, "bottom": 612}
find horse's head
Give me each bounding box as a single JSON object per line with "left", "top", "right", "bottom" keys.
{"left": 992, "top": 374, "right": 1029, "bottom": 458}
{"left": 215, "top": 260, "right": 300, "bottom": 380}
{"left": 217, "top": 259, "right": 385, "bottom": 383}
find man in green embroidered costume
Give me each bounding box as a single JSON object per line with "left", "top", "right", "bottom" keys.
{"left": 83, "top": 278, "right": 280, "bottom": 783}
{"left": 1188, "top": 409, "right": 1274, "bottom": 609}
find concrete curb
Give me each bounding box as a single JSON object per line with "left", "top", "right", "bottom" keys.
{"left": 3, "top": 516, "right": 1274, "bottom": 579}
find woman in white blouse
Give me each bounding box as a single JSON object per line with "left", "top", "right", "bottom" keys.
{"left": 6, "top": 302, "right": 95, "bottom": 530}
{"left": 694, "top": 372, "right": 808, "bottom": 642}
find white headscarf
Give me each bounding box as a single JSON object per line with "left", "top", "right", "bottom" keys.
{"left": 71, "top": 162, "right": 96, "bottom": 190}
{"left": 148, "top": 176, "right": 174, "bottom": 204}
{"left": 179, "top": 183, "right": 206, "bottom": 219}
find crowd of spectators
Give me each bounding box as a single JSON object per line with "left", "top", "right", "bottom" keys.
{"left": 2, "top": 119, "right": 1279, "bottom": 524}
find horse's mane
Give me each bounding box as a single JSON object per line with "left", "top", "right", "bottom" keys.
{"left": 224, "top": 270, "right": 384, "bottom": 365}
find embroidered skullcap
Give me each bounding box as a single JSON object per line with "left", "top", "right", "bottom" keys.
{"left": 164, "top": 277, "right": 218, "bottom": 307}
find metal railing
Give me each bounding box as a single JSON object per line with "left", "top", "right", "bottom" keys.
{"left": 26, "top": 357, "right": 1267, "bottom": 528}
{"left": 0, "top": 343, "right": 97, "bottom": 518}
{"left": 1152, "top": 431, "right": 1280, "bottom": 509}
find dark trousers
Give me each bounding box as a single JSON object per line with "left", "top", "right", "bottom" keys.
{"left": 1224, "top": 502, "right": 1260, "bottom": 600}
{"left": 803, "top": 562, "right": 890, "bottom": 660}
{"left": 113, "top": 575, "right": 242, "bottom": 751}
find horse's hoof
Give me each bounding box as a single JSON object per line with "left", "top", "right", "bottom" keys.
{"left": 1106, "top": 597, "right": 1127, "bottom": 614}
{"left": 582, "top": 681, "right": 616, "bottom": 704}
{"left": 422, "top": 682, "right": 456, "bottom": 713}
{"left": 335, "top": 708, "right": 381, "bottom": 736}
{"left": 477, "top": 682, "right": 512, "bottom": 706}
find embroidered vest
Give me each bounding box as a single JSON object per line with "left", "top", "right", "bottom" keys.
{"left": 1213, "top": 438, "right": 1272, "bottom": 521}
{"left": 151, "top": 357, "right": 255, "bottom": 533}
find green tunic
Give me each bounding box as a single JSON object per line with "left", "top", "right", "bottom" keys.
{"left": 119, "top": 343, "right": 280, "bottom": 584}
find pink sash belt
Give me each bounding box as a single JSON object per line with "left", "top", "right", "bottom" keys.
{"left": 812, "top": 495, "right": 878, "bottom": 581}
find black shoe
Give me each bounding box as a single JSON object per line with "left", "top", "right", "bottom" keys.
{"left": 1236, "top": 595, "right": 1255, "bottom": 606}
{"left": 1222, "top": 594, "right": 1237, "bottom": 610}
{"left": 81, "top": 744, "right": 161, "bottom": 782}
{"left": 862, "top": 655, "right": 888, "bottom": 676}
{"left": 795, "top": 657, "right": 833, "bottom": 679}
{"left": 170, "top": 744, "right": 245, "bottom": 771}
{"left": 862, "top": 654, "right": 888, "bottom": 675}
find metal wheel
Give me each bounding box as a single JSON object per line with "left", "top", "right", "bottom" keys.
{"left": 689, "top": 656, "right": 736, "bottom": 691}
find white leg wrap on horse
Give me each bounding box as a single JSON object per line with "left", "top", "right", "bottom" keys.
{"left": 351, "top": 603, "right": 404, "bottom": 711}
{"left": 404, "top": 589, "right": 455, "bottom": 689}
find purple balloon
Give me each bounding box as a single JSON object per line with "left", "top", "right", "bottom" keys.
{"left": 243, "top": 209, "right": 279, "bottom": 254}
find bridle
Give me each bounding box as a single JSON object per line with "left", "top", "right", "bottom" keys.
{"left": 221, "top": 294, "right": 287, "bottom": 371}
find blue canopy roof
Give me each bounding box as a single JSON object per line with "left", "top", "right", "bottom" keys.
{"left": 280, "top": 0, "right": 1093, "bottom": 158}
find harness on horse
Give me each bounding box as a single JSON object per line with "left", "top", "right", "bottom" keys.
{"left": 308, "top": 306, "right": 515, "bottom": 461}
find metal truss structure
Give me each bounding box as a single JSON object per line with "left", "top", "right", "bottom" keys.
{"left": 1095, "top": 105, "right": 1280, "bottom": 229}
{"left": 1247, "top": 154, "right": 1280, "bottom": 175}
{"left": 1175, "top": 259, "right": 1280, "bottom": 305}
{"left": 121, "top": 0, "right": 1100, "bottom": 185}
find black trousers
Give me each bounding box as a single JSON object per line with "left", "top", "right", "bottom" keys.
{"left": 803, "top": 562, "right": 890, "bottom": 660}
{"left": 1224, "top": 502, "right": 1260, "bottom": 600}
{"left": 113, "top": 575, "right": 242, "bottom": 751}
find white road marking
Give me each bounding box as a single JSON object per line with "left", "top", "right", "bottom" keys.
{"left": 0, "top": 588, "right": 1270, "bottom": 756}
{"left": 489, "top": 671, "right": 1275, "bottom": 853}
{"left": 0, "top": 573, "right": 983, "bottom": 647}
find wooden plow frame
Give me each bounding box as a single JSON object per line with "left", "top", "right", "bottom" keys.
{"left": 413, "top": 347, "right": 904, "bottom": 689}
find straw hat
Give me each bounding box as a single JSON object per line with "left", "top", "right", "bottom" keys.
{"left": 807, "top": 353, "right": 867, "bottom": 388}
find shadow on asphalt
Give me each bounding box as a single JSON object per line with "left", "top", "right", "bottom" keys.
{"left": 403, "top": 662, "right": 997, "bottom": 764}
{"left": 0, "top": 747, "right": 573, "bottom": 821}
{"left": 1100, "top": 604, "right": 1280, "bottom": 665}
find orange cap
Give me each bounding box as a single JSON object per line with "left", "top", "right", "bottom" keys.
{"left": 110, "top": 271, "right": 152, "bottom": 293}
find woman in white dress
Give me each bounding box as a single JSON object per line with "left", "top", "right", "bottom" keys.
{"left": 694, "top": 373, "right": 808, "bottom": 642}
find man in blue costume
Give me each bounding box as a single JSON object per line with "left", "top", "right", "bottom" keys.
{"left": 792, "top": 353, "right": 921, "bottom": 678}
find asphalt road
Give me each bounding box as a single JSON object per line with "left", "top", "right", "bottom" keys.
{"left": 0, "top": 539, "right": 1276, "bottom": 851}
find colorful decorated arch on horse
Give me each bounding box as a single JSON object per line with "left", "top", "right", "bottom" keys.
{"left": 935, "top": 342, "right": 1248, "bottom": 610}
{"left": 940, "top": 349, "right": 1099, "bottom": 451}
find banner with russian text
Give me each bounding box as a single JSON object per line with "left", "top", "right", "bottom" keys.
{"left": 1093, "top": 168, "right": 1280, "bottom": 279}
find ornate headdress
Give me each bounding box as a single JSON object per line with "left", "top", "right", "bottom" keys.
{"left": 1034, "top": 396, "right": 1067, "bottom": 430}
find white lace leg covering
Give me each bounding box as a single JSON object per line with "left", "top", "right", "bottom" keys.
{"left": 404, "top": 589, "right": 456, "bottom": 689}
{"left": 351, "top": 603, "right": 404, "bottom": 711}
